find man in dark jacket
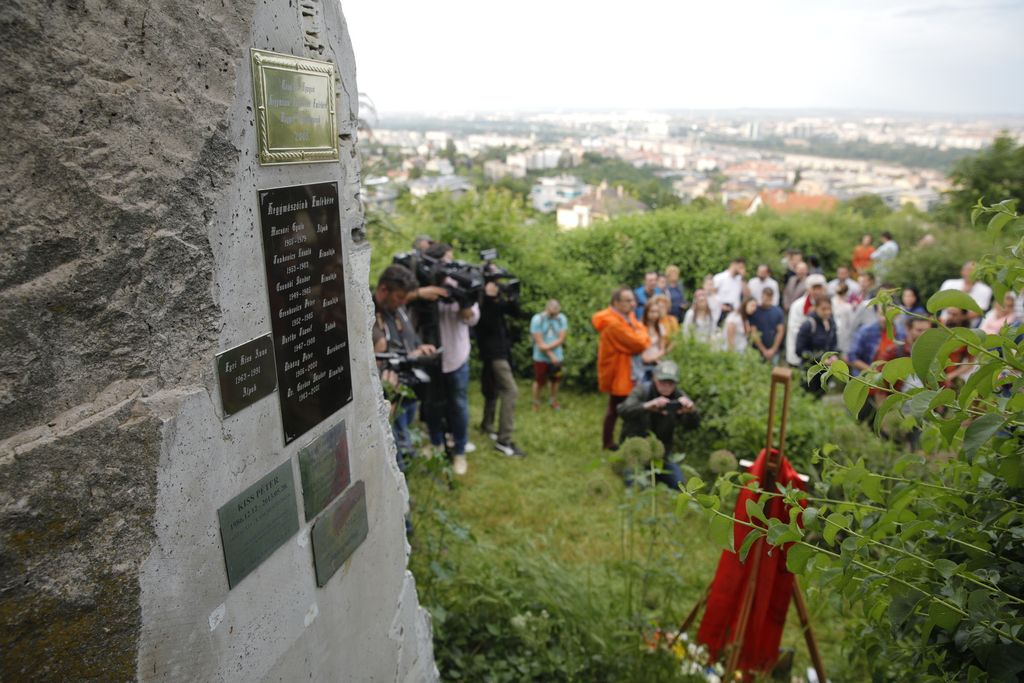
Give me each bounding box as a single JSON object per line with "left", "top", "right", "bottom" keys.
{"left": 477, "top": 277, "right": 527, "bottom": 457}
{"left": 617, "top": 360, "right": 699, "bottom": 489}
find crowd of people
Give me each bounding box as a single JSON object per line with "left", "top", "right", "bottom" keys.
{"left": 593, "top": 232, "right": 1020, "bottom": 470}
{"left": 374, "top": 231, "right": 1019, "bottom": 486}
{"left": 373, "top": 236, "right": 567, "bottom": 476}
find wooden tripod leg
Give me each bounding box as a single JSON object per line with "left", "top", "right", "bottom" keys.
{"left": 792, "top": 579, "right": 827, "bottom": 683}
{"left": 675, "top": 585, "right": 708, "bottom": 638}
{"left": 724, "top": 538, "right": 763, "bottom": 680}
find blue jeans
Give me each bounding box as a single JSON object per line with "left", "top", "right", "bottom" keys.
{"left": 428, "top": 362, "right": 470, "bottom": 455}
{"left": 392, "top": 398, "right": 418, "bottom": 471}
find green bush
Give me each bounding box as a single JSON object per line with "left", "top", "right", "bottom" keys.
{"left": 667, "top": 337, "right": 896, "bottom": 475}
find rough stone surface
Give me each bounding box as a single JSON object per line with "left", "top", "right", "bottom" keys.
{"left": 1, "top": 1, "right": 435, "bottom": 680}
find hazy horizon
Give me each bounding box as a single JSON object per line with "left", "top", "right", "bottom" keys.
{"left": 345, "top": 0, "right": 1024, "bottom": 116}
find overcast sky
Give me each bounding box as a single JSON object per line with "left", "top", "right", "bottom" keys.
{"left": 342, "top": 0, "right": 1024, "bottom": 116}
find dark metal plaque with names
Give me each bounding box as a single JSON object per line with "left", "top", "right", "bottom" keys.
{"left": 258, "top": 182, "right": 353, "bottom": 444}
{"left": 217, "top": 460, "right": 300, "bottom": 589}
{"left": 311, "top": 480, "right": 368, "bottom": 588}
{"left": 215, "top": 334, "right": 277, "bottom": 417}
{"left": 297, "top": 420, "right": 351, "bottom": 522}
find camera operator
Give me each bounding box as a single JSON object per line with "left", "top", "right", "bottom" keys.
{"left": 477, "top": 265, "right": 528, "bottom": 458}
{"left": 423, "top": 242, "right": 479, "bottom": 476}
{"left": 373, "top": 264, "right": 438, "bottom": 469}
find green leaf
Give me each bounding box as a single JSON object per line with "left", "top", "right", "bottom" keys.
{"left": 823, "top": 512, "right": 849, "bottom": 546}
{"left": 873, "top": 393, "right": 905, "bottom": 434}
{"left": 802, "top": 506, "right": 819, "bottom": 528}
{"left": 685, "top": 476, "right": 705, "bottom": 494}
{"left": 961, "top": 360, "right": 1001, "bottom": 402}
{"left": 843, "top": 379, "right": 869, "bottom": 418}
{"left": 963, "top": 413, "right": 1005, "bottom": 459}
{"left": 928, "top": 388, "right": 956, "bottom": 411}
{"left": 786, "top": 543, "right": 814, "bottom": 574}
{"left": 766, "top": 522, "right": 801, "bottom": 546}
{"left": 928, "top": 601, "right": 962, "bottom": 632}
{"left": 937, "top": 415, "right": 963, "bottom": 447}
{"left": 745, "top": 498, "right": 769, "bottom": 526}
{"left": 988, "top": 210, "right": 1015, "bottom": 238}
{"left": 908, "top": 389, "right": 939, "bottom": 420}
{"left": 861, "top": 473, "right": 885, "bottom": 504}
{"left": 695, "top": 494, "right": 720, "bottom": 510}
{"left": 881, "top": 356, "right": 914, "bottom": 385}
{"left": 738, "top": 529, "right": 762, "bottom": 562}
{"left": 933, "top": 558, "right": 958, "bottom": 579}
{"left": 911, "top": 327, "right": 949, "bottom": 385}
{"left": 709, "top": 513, "right": 733, "bottom": 551}
{"left": 829, "top": 358, "right": 850, "bottom": 382}
{"left": 926, "top": 289, "right": 983, "bottom": 316}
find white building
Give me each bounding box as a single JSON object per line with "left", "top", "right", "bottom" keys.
{"left": 530, "top": 175, "right": 587, "bottom": 213}
{"left": 407, "top": 175, "right": 472, "bottom": 199}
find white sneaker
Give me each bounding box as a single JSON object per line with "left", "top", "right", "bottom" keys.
{"left": 452, "top": 455, "right": 468, "bottom": 475}
{"left": 464, "top": 441, "right": 477, "bottom": 453}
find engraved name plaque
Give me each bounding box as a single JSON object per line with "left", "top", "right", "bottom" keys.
{"left": 310, "top": 480, "right": 368, "bottom": 588}
{"left": 215, "top": 334, "right": 276, "bottom": 417}
{"left": 250, "top": 48, "right": 339, "bottom": 165}
{"left": 258, "top": 182, "right": 353, "bottom": 444}
{"left": 217, "top": 460, "right": 300, "bottom": 589}
{"left": 297, "top": 420, "right": 351, "bottom": 522}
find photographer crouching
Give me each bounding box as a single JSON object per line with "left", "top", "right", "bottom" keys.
{"left": 373, "top": 264, "right": 440, "bottom": 470}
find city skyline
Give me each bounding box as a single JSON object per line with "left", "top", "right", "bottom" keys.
{"left": 345, "top": 0, "right": 1024, "bottom": 116}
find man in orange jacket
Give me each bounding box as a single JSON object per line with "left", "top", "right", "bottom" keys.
{"left": 592, "top": 286, "right": 651, "bottom": 449}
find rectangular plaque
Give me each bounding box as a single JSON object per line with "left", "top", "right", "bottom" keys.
{"left": 215, "top": 334, "right": 277, "bottom": 417}
{"left": 217, "top": 460, "right": 300, "bottom": 589}
{"left": 258, "top": 182, "right": 353, "bottom": 444}
{"left": 250, "top": 48, "right": 339, "bottom": 165}
{"left": 311, "top": 480, "right": 368, "bottom": 588}
{"left": 298, "top": 420, "right": 351, "bottom": 521}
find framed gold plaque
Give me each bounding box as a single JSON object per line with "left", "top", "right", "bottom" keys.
{"left": 250, "top": 48, "right": 339, "bottom": 165}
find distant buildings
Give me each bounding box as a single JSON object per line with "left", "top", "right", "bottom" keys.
{"left": 531, "top": 175, "right": 587, "bottom": 213}
{"left": 556, "top": 181, "right": 646, "bottom": 229}
{"left": 407, "top": 175, "right": 472, "bottom": 199}
{"left": 743, "top": 190, "right": 838, "bottom": 216}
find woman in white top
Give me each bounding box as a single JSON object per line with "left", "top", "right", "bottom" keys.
{"left": 724, "top": 298, "right": 755, "bottom": 353}
{"left": 831, "top": 283, "right": 855, "bottom": 354}
{"left": 683, "top": 289, "right": 719, "bottom": 345}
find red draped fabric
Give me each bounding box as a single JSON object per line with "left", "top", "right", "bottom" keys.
{"left": 696, "top": 448, "right": 807, "bottom": 673}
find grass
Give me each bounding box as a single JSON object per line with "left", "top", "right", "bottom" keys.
{"left": 407, "top": 380, "right": 865, "bottom": 681}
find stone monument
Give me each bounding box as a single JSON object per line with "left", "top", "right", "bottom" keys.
{"left": 0, "top": 1, "right": 436, "bottom": 680}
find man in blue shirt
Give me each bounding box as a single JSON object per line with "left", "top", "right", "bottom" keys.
{"left": 530, "top": 299, "right": 568, "bottom": 410}
{"left": 634, "top": 271, "right": 663, "bottom": 321}
{"left": 846, "top": 307, "right": 903, "bottom": 376}
{"left": 748, "top": 287, "right": 785, "bottom": 364}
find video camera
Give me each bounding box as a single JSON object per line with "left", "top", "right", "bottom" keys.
{"left": 391, "top": 247, "right": 518, "bottom": 308}
{"left": 374, "top": 351, "right": 433, "bottom": 387}
{"left": 480, "top": 249, "right": 521, "bottom": 302}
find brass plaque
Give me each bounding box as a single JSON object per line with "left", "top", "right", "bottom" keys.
{"left": 250, "top": 48, "right": 339, "bottom": 165}
{"left": 311, "top": 480, "right": 368, "bottom": 588}
{"left": 215, "top": 334, "right": 277, "bottom": 417}
{"left": 298, "top": 420, "right": 351, "bottom": 522}
{"left": 217, "top": 460, "right": 300, "bottom": 589}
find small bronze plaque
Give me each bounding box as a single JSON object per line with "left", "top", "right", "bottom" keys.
{"left": 258, "top": 182, "right": 353, "bottom": 444}
{"left": 215, "top": 334, "right": 277, "bottom": 417}
{"left": 250, "top": 48, "right": 339, "bottom": 165}
{"left": 217, "top": 460, "right": 300, "bottom": 589}
{"left": 298, "top": 420, "right": 351, "bottom": 522}
{"left": 310, "top": 480, "right": 368, "bottom": 588}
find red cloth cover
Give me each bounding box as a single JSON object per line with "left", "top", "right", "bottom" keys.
{"left": 696, "top": 448, "right": 807, "bottom": 672}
